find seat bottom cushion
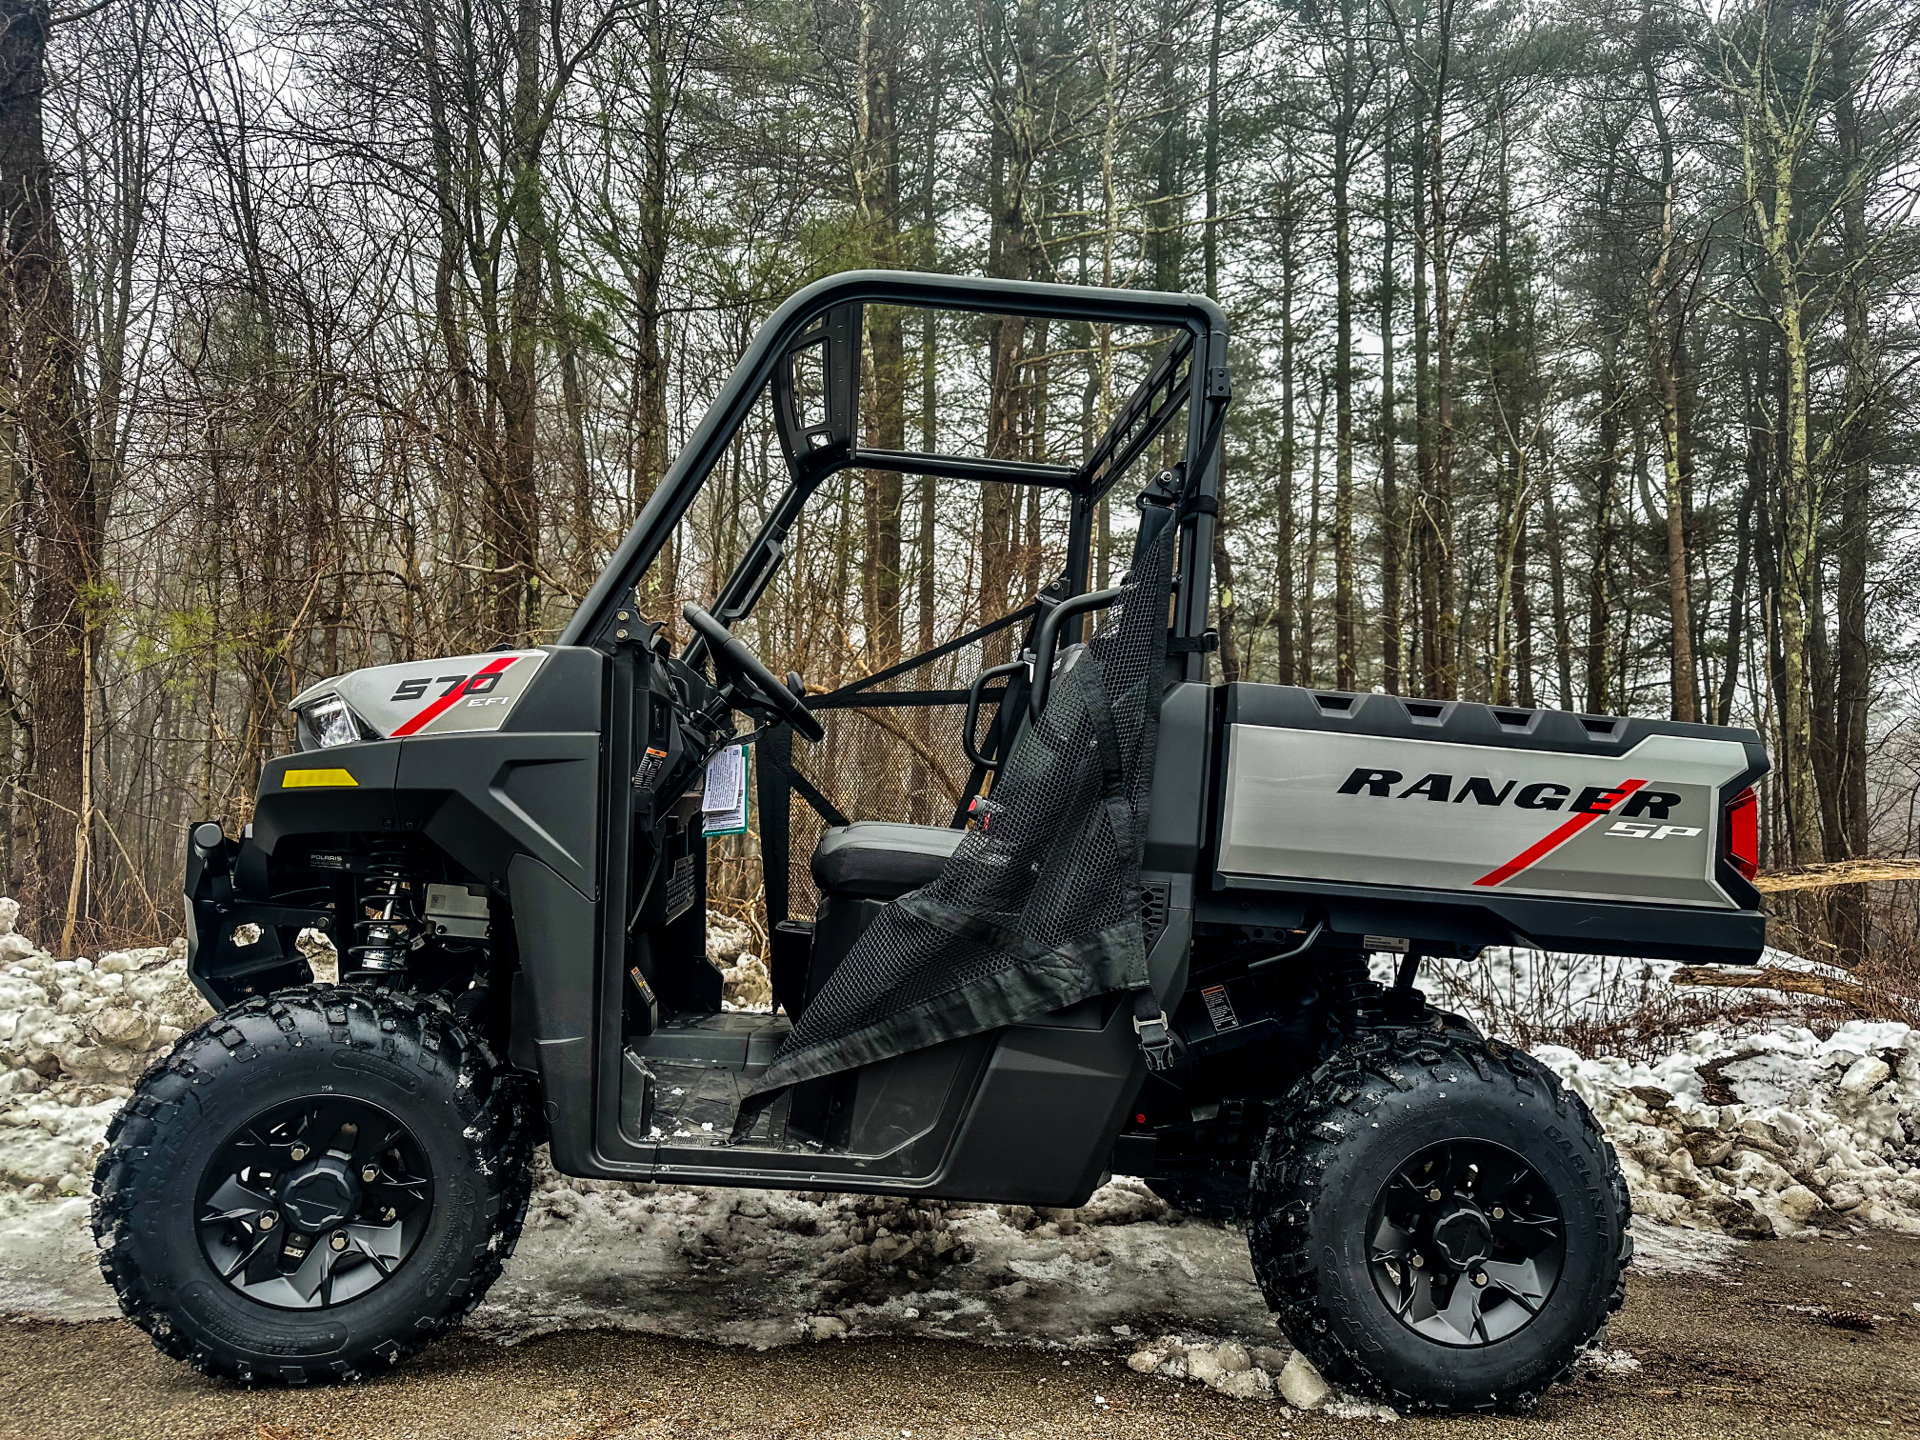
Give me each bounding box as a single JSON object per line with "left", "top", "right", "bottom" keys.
{"left": 809, "top": 821, "right": 966, "bottom": 900}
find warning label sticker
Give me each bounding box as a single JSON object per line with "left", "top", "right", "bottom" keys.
{"left": 632, "top": 746, "right": 669, "bottom": 792}
{"left": 1201, "top": 983, "right": 1240, "bottom": 1033}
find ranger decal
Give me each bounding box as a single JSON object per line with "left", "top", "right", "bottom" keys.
{"left": 1337, "top": 767, "right": 1683, "bottom": 817}
{"left": 1218, "top": 726, "right": 1751, "bottom": 909}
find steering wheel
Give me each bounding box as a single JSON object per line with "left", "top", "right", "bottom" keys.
{"left": 682, "top": 603, "right": 825, "bottom": 743}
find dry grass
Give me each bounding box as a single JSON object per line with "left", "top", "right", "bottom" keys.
{"left": 1422, "top": 876, "right": 1920, "bottom": 1061}
{"left": 1423, "top": 953, "right": 1831, "bottom": 1064}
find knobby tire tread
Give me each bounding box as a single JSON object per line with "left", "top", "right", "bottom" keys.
{"left": 91, "top": 985, "right": 534, "bottom": 1385}
{"left": 1249, "top": 1026, "right": 1632, "bottom": 1414}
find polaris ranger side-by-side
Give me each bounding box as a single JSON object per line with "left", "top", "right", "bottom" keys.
{"left": 93, "top": 272, "right": 1769, "bottom": 1411}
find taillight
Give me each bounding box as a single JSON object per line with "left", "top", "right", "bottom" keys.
{"left": 1724, "top": 787, "right": 1759, "bottom": 881}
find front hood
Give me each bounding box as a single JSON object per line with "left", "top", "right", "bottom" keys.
{"left": 292, "top": 649, "right": 550, "bottom": 740}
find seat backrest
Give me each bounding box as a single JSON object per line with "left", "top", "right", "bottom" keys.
{"left": 984, "top": 493, "right": 1179, "bottom": 787}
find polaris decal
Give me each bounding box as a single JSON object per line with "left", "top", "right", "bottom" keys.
{"left": 291, "top": 650, "right": 548, "bottom": 740}
{"left": 1217, "top": 726, "right": 1754, "bottom": 910}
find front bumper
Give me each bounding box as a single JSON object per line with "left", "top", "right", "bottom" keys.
{"left": 184, "top": 822, "right": 331, "bottom": 1008}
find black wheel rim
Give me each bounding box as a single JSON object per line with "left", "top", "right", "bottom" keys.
{"left": 195, "top": 1095, "right": 434, "bottom": 1310}
{"left": 1365, "top": 1139, "right": 1564, "bottom": 1348}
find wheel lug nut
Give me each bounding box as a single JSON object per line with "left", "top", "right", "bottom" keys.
{"left": 290, "top": 1143, "right": 309, "bottom": 1162}
{"left": 361, "top": 1165, "right": 379, "bottom": 1182}
{"left": 1426, "top": 1187, "right": 1442, "bottom": 1202}
{"left": 330, "top": 1231, "right": 349, "bottom": 1251}
{"left": 1473, "top": 1271, "right": 1489, "bottom": 1287}
{"left": 259, "top": 1211, "right": 278, "bottom": 1230}
{"left": 1492, "top": 1206, "right": 1505, "bottom": 1220}
{"left": 1410, "top": 1252, "right": 1425, "bottom": 1268}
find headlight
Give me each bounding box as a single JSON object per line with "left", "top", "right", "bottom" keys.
{"left": 302, "top": 694, "right": 362, "bottom": 749}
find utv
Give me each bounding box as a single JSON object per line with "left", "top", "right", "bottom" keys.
{"left": 94, "top": 271, "right": 1768, "bottom": 1411}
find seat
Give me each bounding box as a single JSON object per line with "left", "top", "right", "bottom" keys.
{"left": 809, "top": 821, "right": 966, "bottom": 900}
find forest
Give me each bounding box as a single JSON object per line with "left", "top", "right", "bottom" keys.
{"left": 0, "top": 0, "right": 1916, "bottom": 965}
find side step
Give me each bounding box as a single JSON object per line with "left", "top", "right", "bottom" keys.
{"left": 632, "top": 1010, "right": 789, "bottom": 1069}
{"left": 621, "top": 1011, "right": 790, "bottom": 1147}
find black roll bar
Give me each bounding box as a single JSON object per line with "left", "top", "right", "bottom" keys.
{"left": 561, "top": 269, "right": 1229, "bottom": 664}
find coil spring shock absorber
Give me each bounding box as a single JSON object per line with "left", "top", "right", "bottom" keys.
{"left": 349, "top": 841, "right": 422, "bottom": 977}
{"left": 1321, "top": 946, "right": 1385, "bottom": 1032}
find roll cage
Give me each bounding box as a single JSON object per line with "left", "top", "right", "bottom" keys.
{"left": 562, "top": 269, "right": 1231, "bottom": 926}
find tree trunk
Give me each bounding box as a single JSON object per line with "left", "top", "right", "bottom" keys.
{"left": 1, "top": 0, "right": 99, "bottom": 940}
{"left": 855, "top": 0, "right": 904, "bottom": 668}
{"left": 1831, "top": 37, "right": 1872, "bottom": 958}
{"left": 1379, "top": 89, "right": 1402, "bottom": 695}
{"left": 1717, "top": 402, "right": 1760, "bottom": 727}
{"left": 1513, "top": 503, "right": 1535, "bottom": 708}
{"left": 1428, "top": 77, "right": 1458, "bottom": 699}
{"left": 1332, "top": 0, "right": 1357, "bottom": 691}
{"left": 543, "top": 218, "right": 595, "bottom": 591}
{"left": 494, "top": 0, "right": 545, "bottom": 645}
{"left": 980, "top": 0, "right": 1040, "bottom": 659}
{"left": 1542, "top": 476, "right": 1573, "bottom": 710}
{"left": 1770, "top": 226, "right": 1822, "bottom": 864}
{"left": 1274, "top": 162, "right": 1299, "bottom": 685}
{"left": 1641, "top": 9, "right": 1697, "bottom": 723}
{"left": 1586, "top": 329, "right": 1620, "bottom": 713}
{"left": 633, "top": 0, "right": 673, "bottom": 600}
{"left": 1301, "top": 379, "right": 1328, "bottom": 686}
{"left": 1201, "top": 0, "right": 1236, "bottom": 678}
{"left": 1411, "top": 102, "right": 1436, "bottom": 698}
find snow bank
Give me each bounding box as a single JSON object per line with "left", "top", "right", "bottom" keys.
{"left": 4, "top": 897, "right": 1916, "bottom": 1408}
{"left": 707, "top": 910, "right": 773, "bottom": 1011}
{"left": 1409, "top": 942, "right": 1861, "bottom": 1040}
{"left": 0, "top": 896, "right": 210, "bottom": 1197}
{"left": 1535, "top": 1021, "right": 1920, "bottom": 1238}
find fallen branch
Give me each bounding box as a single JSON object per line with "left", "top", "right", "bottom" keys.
{"left": 1754, "top": 858, "right": 1920, "bottom": 893}
{"left": 1670, "top": 965, "right": 1878, "bottom": 1006}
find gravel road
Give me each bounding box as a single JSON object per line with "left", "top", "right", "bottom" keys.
{"left": 2, "top": 1230, "right": 1916, "bottom": 1440}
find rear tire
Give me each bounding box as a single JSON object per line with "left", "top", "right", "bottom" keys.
{"left": 92, "top": 986, "right": 533, "bottom": 1383}
{"left": 1247, "top": 1027, "right": 1629, "bottom": 1413}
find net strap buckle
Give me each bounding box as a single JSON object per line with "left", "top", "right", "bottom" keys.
{"left": 1131, "top": 995, "right": 1175, "bottom": 1072}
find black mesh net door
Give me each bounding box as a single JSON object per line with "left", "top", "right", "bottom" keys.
{"left": 734, "top": 495, "right": 1177, "bottom": 1133}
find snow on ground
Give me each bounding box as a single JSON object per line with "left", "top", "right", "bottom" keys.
{"left": 1536, "top": 1025, "right": 1920, "bottom": 1237}
{"left": 1406, "top": 945, "right": 1920, "bottom": 1238}
{"left": 2, "top": 898, "right": 1917, "bottom": 1409}
{"left": 1391, "top": 941, "right": 1857, "bottom": 1042}
{"left": 478, "top": 1158, "right": 1277, "bottom": 1353}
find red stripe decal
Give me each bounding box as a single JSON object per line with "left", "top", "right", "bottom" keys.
{"left": 1472, "top": 778, "right": 1648, "bottom": 888}
{"left": 391, "top": 656, "right": 518, "bottom": 737}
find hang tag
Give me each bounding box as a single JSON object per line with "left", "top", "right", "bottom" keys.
{"left": 702, "top": 744, "right": 751, "bottom": 837}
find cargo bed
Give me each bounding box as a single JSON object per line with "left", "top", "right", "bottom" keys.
{"left": 1203, "top": 685, "right": 1770, "bottom": 966}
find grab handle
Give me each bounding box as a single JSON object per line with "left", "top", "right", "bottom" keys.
{"left": 1028, "top": 585, "right": 1125, "bottom": 720}
{"left": 963, "top": 661, "right": 1026, "bottom": 771}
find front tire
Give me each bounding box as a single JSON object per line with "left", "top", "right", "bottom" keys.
{"left": 1247, "top": 1027, "right": 1629, "bottom": 1412}
{"left": 92, "top": 987, "right": 533, "bottom": 1383}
